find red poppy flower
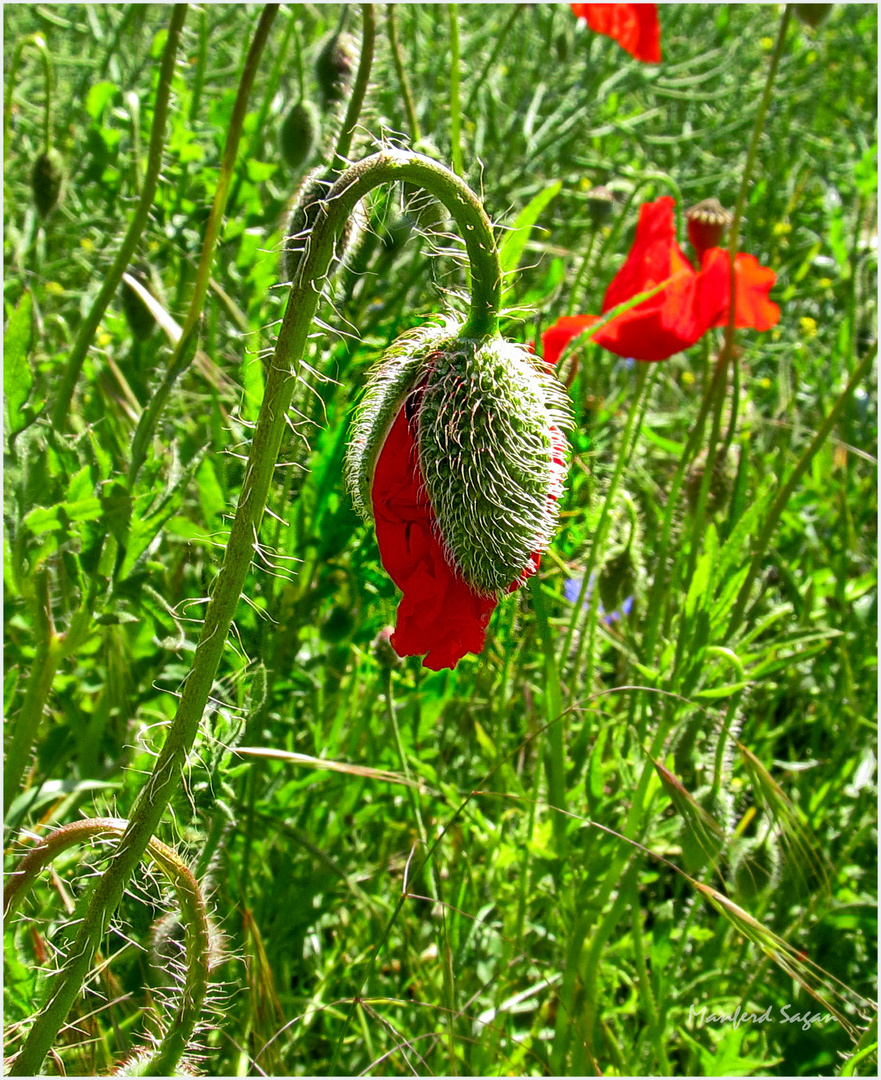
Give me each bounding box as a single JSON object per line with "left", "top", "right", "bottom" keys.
{"left": 350, "top": 323, "right": 573, "bottom": 671}
{"left": 571, "top": 3, "right": 662, "bottom": 64}
{"left": 541, "top": 314, "right": 601, "bottom": 367}
{"left": 541, "top": 197, "right": 779, "bottom": 364}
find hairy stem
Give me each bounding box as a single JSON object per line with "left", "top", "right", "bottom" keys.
{"left": 330, "top": 4, "right": 375, "bottom": 171}
{"left": 11, "top": 149, "right": 500, "bottom": 1076}
{"left": 128, "top": 4, "right": 279, "bottom": 484}
{"left": 51, "top": 5, "right": 187, "bottom": 432}
{"left": 448, "top": 4, "right": 464, "bottom": 176}
{"left": 5, "top": 819, "right": 211, "bottom": 1078}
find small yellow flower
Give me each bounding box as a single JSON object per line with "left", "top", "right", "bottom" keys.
{"left": 759, "top": 377, "right": 772, "bottom": 390}
{"left": 681, "top": 370, "right": 695, "bottom": 387}
{"left": 800, "top": 317, "right": 818, "bottom": 338}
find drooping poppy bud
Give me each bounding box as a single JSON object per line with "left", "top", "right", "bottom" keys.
{"left": 279, "top": 99, "right": 321, "bottom": 173}
{"left": 794, "top": 4, "right": 833, "bottom": 29}
{"left": 315, "top": 30, "right": 357, "bottom": 106}
{"left": 585, "top": 185, "right": 617, "bottom": 228}
{"left": 346, "top": 319, "right": 573, "bottom": 669}
{"left": 31, "top": 148, "right": 65, "bottom": 218}
{"left": 281, "top": 168, "right": 368, "bottom": 284}
{"left": 686, "top": 197, "right": 733, "bottom": 264}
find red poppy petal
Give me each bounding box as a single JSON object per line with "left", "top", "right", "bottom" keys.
{"left": 700, "top": 249, "right": 780, "bottom": 332}
{"left": 572, "top": 3, "right": 662, "bottom": 63}
{"left": 541, "top": 314, "right": 601, "bottom": 366}
{"left": 372, "top": 404, "right": 499, "bottom": 670}
{"left": 594, "top": 255, "right": 730, "bottom": 362}
{"left": 602, "top": 197, "right": 694, "bottom": 313}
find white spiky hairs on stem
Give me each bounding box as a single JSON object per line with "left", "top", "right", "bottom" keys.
{"left": 345, "top": 317, "right": 574, "bottom": 596}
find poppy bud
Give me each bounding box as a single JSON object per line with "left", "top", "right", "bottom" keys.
{"left": 281, "top": 168, "right": 367, "bottom": 284}
{"left": 31, "top": 148, "right": 65, "bottom": 218}
{"left": 315, "top": 30, "right": 357, "bottom": 106}
{"left": 794, "top": 4, "right": 833, "bottom": 29}
{"left": 585, "top": 185, "right": 616, "bottom": 228}
{"left": 346, "top": 319, "right": 573, "bottom": 669}
{"left": 373, "top": 626, "right": 402, "bottom": 668}
{"left": 686, "top": 197, "right": 733, "bottom": 263}
{"left": 279, "top": 99, "right": 321, "bottom": 173}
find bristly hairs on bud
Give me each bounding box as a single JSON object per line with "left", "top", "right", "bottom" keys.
{"left": 346, "top": 316, "right": 573, "bottom": 595}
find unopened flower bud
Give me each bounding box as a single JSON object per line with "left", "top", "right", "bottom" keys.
{"left": 281, "top": 168, "right": 367, "bottom": 284}
{"left": 346, "top": 318, "right": 573, "bottom": 669}
{"left": 585, "top": 185, "right": 616, "bottom": 227}
{"left": 373, "top": 626, "right": 402, "bottom": 668}
{"left": 686, "top": 197, "right": 733, "bottom": 263}
{"left": 315, "top": 30, "right": 357, "bottom": 106}
{"left": 794, "top": 4, "right": 833, "bottom": 29}
{"left": 279, "top": 99, "right": 321, "bottom": 173}
{"left": 31, "top": 148, "right": 65, "bottom": 218}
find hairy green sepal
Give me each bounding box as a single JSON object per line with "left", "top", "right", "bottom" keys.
{"left": 346, "top": 318, "right": 573, "bottom": 595}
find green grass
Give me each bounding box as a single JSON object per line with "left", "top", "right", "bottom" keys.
{"left": 3, "top": 3, "right": 877, "bottom": 1076}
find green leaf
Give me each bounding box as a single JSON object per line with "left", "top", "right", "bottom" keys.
{"left": 85, "top": 80, "right": 117, "bottom": 120}
{"left": 500, "top": 180, "right": 562, "bottom": 280}
{"left": 4, "top": 290, "right": 34, "bottom": 435}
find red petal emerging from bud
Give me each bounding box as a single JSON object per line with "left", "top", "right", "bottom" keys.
{"left": 372, "top": 405, "right": 499, "bottom": 671}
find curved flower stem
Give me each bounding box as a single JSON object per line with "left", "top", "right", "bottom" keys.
{"left": 50, "top": 5, "right": 187, "bottom": 433}
{"left": 5, "top": 819, "right": 211, "bottom": 1079}
{"left": 447, "top": 4, "right": 464, "bottom": 176}
{"left": 387, "top": 6, "right": 420, "bottom": 143}
{"left": 128, "top": 4, "right": 279, "bottom": 485}
{"left": 562, "top": 363, "right": 653, "bottom": 697}
{"left": 330, "top": 4, "right": 375, "bottom": 172}
{"left": 3, "top": 33, "right": 53, "bottom": 162}
{"left": 11, "top": 150, "right": 500, "bottom": 1077}
{"left": 725, "top": 343, "right": 876, "bottom": 640}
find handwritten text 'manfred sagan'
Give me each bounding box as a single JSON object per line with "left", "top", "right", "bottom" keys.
{"left": 689, "top": 1003, "right": 834, "bottom": 1032}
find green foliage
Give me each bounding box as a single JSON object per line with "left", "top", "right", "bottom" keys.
{"left": 3, "top": 4, "right": 877, "bottom": 1078}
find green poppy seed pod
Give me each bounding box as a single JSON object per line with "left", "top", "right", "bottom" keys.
{"left": 121, "top": 264, "right": 161, "bottom": 341}
{"left": 279, "top": 99, "right": 321, "bottom": 172}
{"left": 346, "top": 318, "right": 573, "bottom": 596}
{"left": 373, "top": 626, "right": 403, "bottom": 668}
{"left": 686, "top": 197, "right": 733, "bottom": 263}
{"left": 315, "top": 30, "right": 357, "bottom": 106}
{"left": 794, "top": 4, "right": 833, "bottom": 28}
{"left": 281, "top": 168, "right": 368, "bottom": 284}
{"left": 585, "top": 185, "right": 616, "bottom": 228}
{"left": 31, "top": 148, "right": 65, "bottom": 218}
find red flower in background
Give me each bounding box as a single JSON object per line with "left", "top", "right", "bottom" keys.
{"left": 543, "top": 197, "right": 779, "bottom": 364}
{"left": 571, "top": 3, "right": 662, "bottom": 64}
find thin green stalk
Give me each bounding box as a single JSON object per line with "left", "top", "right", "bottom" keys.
{"left": 330, "top": 4, "right": 376, "bottom": 172}
{"left": 4, "top": 33, "right": 53, "bottom": 161}
{"left": 563, "top": 363, "right": 652, "bottom": 696}
{"left": 188, "top": 8, "right": 209, "bottom": 124}
{"left": 387, "top": 6, "right": 421, "bottom": 143}
{"left": 128, "top": 4, "right": 279, "bottom": 484}
{"left": 51, "top": 5, "right": 187, "bottom": 432}
{"left": 528, "top": 576, "right": 567, "bottom": 852}
{"left": 464, "top": 5, "right": 522, "bottom": 115}
{"left": 447, "top": 5, "right": 463, "bottom": 176}
{"left": 10, "top": 150, "right": 501, "bottom": 1077}
{"left": 725, "top": 344, "right": 876, "bottom": 640}
{"left": 629, "top": 874, "right": 672, "bottom": 1074}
